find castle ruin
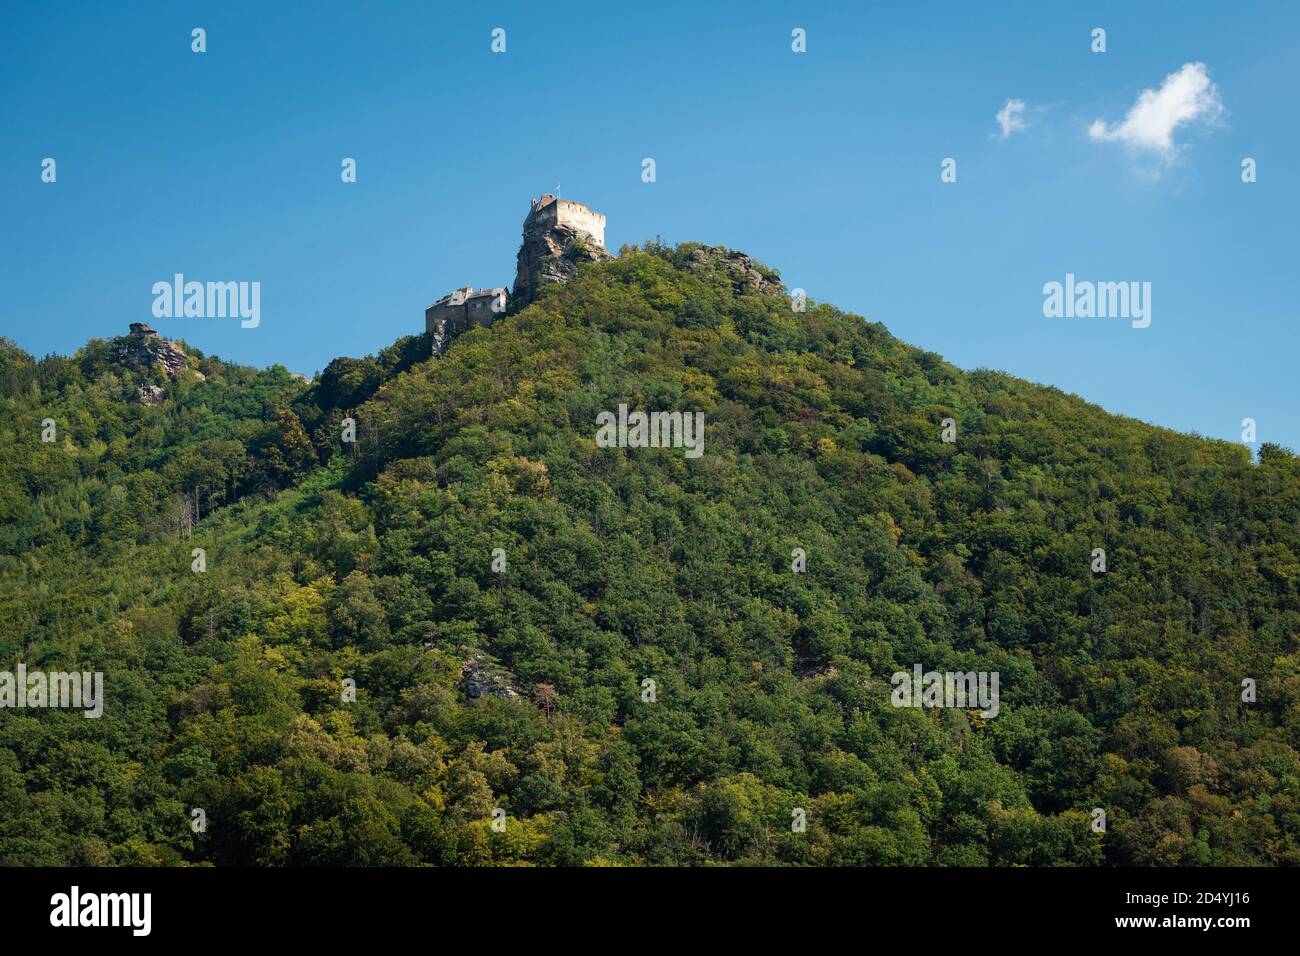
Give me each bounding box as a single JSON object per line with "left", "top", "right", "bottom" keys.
{"left": 512, "top": 194, "right": 611, "bottom": 304}
{"left": 424, "top": 286, "right": 509, "bottom": 355}
{"left": 524, "top": 194, "right": 606, "bottom": 249}
{"left": 424, "top": 194, "right": 610, "bottom": 354}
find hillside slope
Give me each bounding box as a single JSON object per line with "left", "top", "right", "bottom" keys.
{"left": 1, "top": 242, "right": 1298, "bottom": 866}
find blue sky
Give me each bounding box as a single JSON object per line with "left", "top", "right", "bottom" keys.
{"left": 2, "top": 1, "right": 1297, "bottom": 450}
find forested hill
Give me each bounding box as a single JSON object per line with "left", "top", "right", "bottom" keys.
{"left": 2, "top": 241, "right": 1298, "bottom": 866}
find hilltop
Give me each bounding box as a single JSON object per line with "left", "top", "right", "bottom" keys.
{"left": 0, "top": 241, "right": 1297, "bottom": 866}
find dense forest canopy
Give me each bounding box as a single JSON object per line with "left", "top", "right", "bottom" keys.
{"left": 1, "top": 242, "right": 1297, "bottom": 866}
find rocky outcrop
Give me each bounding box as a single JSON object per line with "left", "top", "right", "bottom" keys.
{"left": 119, "top": 324, "right": 202, "bottom": 405}
{"left": 120, "top": 323, "right": 193, "bottom": 378}
{"left": 512, "top": 209, "right": 612, "bottom": 308}
{"left": 135, "top": 384, "right": 166, "bottom": 406}
{"left": 461, "top": 652, "right": 523, "bottom": 702}
{"left": 682, "top": 246, "right": 782, "bottom": 297}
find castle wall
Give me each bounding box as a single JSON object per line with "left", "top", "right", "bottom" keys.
{"left": 527, "top": 198, "right": 606, "bottom": 248}
{"left": 464, "top": 294, "right": 498, "bottom": 328}
{"left": 425, "top": 302, "right": 457, "bottom": 336}
{"left": 555, "top": 201, "right": 606, "bottom": 247}
{"left": 426, "top": 288, "right": 507, "bottom": 353}
{"left": 514, "top": 196, "right": 612, "bottom": 305}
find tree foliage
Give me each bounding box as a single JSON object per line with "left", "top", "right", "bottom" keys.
{"left": 2, "top": 247, "right": 1298, "bottom": 866}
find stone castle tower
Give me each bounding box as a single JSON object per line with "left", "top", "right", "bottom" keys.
{"left": 425, "top": 194, "right": 610, "bottom": 354}
{"left": 524, "top": 194, "right": 606, "bottom": 247}
{"left": 512, "top": 194, "right": 612, "bottom": 306}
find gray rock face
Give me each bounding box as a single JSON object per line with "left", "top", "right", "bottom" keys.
{"left": 512, "top": 215, "right": 612, "bottom": 308}
{"left": 119, "top": 324, "right": 202, "bottom": 404}
{"left": 461, "top": 653, "right": 523, "bottom": 702}
{"left": 135, "top": 384, "right": 166, "bottom": 406}
{"left": 682, "top": 246, "right": 783, "bottom": 297}
{"left": 121, "top": 323, "right": 192, "bottom": 378}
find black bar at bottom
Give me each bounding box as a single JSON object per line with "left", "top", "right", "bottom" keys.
{"left": 0, "top": 865, "right": 1281, "bottom": 941}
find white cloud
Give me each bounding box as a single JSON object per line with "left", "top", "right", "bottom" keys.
{"left": 995, "top": 98, "right": 1028, "bottom": 138}
{"left": 1088, "top": 62, "right": 1224, "bottom": 159}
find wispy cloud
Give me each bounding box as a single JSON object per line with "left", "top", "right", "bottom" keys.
{"left": 1088, "top": 62, "right": 1224, "bottom": 160}
{"left": 995, "top": 98, "right": 1028, "bottom": 138}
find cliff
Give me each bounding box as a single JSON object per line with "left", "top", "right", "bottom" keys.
{"left": 118, "top": 323, "right": 201, "bottom": 403}
{"left": 511, "top": 203, "right": 613, "bottom": 308}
